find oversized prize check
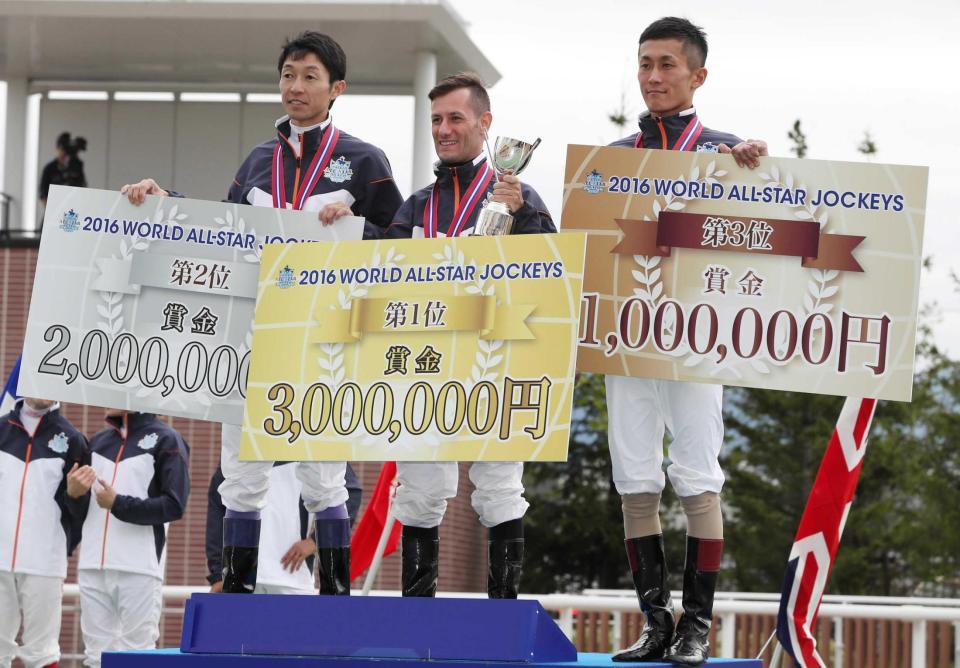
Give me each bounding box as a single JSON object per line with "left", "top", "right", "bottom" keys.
{"left": 239, "top": 233, "right": 586, "bottom": 462}
{"left": 20, "top": 185, "right": 363, "bottom": 423}
{"left": 562, "top": 146, "right": 927, "bottom": 401}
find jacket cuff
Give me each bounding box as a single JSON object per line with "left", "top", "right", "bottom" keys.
{"left": 110, "top": 494, "right": 131, "bottom": 520}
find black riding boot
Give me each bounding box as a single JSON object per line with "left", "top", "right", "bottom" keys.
{"left": 316, "top": 516, "right": 351, "bottom": 595}
{"left": 487, "top": 519, "right": 524, "bottom": 599}
{"left": 612, "top": 534, "right": 674, "bottom": 662}
{"left": 221, "top": 516, "right": 261, "bottom": 594}
{"left": 665, "top": 536, "right": 722, "bottom": 666}
{"left": 401, "top": 525, "right": 439, "bottom": 597}
{"left": 316, "top": 546, "right": 351, "bottom": 595}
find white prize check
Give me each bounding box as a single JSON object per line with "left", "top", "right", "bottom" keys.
{"left": 20, "top": 185, "right": 363, "bottom": 424}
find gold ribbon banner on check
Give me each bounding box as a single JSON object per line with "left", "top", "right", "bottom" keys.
{"left": 312, "top": 295, "right": 535, "bottom": 343}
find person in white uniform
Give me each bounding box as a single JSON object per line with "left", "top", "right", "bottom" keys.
{"left": 120, "top": 31, "right": 402, "bottom": 595}
{"left": 74, "top": 410, "right": 189, "bottom": 668}
{"left": 383, "top": 73, "right": 555, "bottom": 599}
{"left": 0, "top": 398, "right": 88, "bottom": 668}
{"left": 604, "top": 17, "right": 768, "bottom": 666}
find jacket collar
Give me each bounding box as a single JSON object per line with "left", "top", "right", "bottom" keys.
{"left": 638, "top": 107, "right": 698, "bottom": 149}
{"left": 433, "top": 153, "right": 488, "bottom": 185}
{"left": 105, "top": 412, "right": 156, "bottom": 434}
{"left": 8, "top": 399, "right": 61, "bottom": 431}
{"left": 275, "top": 114, "right": 334, "bottom": 156}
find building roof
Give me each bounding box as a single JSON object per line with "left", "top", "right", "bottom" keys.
{"left": 0, "top": 0, "right": 500, "bottom": 93}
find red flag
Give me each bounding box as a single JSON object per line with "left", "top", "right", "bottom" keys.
{"left": 776, "top": 397, "right": 878, "bottom": 667}
{"left": 350, "top": 462, "right": 401, "bottom": 581}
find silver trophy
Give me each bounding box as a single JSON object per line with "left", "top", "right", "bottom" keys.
{"left": 471, "top": 135, "right": 541, "bottom": 236}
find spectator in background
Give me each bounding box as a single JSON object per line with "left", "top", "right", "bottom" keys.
{"left": 39, "top": 132, "right": 87, "bottom": 204}
{"left": 206, "top": 463, "right": 362, "bottom": 593}
{"left": 73, "top": 410, "right": 189, "bottom": 668}
{"left": 0, "top": 397, "right": 88, "bottom": 668}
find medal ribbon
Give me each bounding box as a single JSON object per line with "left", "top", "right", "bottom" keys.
{"left": 633, "top": 114, "right": 703, "bottom": 151}
{"left": 271, "top": 125, "right": 341, "bottom": 210}
{"left": 422, "top": 162, "right": 495, "bottom": 238}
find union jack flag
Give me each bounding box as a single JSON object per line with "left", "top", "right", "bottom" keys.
{"left": 0, "top": 354, "right": 21, "bottom": 415}
{"left": 776, "top": 397, "right": 878, "bottom": 667}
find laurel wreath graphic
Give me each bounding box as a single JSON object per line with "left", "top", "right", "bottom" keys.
{"left": 631, "top": 161, "right": 729, "bottom": 370}
{"left": 757, "top": 167, "right": 839, "bottom": 363}
{"left": 320, "top": 247, "right": 404, "bottom": 388}
{"left": 214, "top": 208, "right": 259, "bottom": 390}
{"left": 214, "top": 209, "right": 261, "bottom": 264}
{"left": 100, "top": 201, "right": 160, "bottom": 401}
{"left": 633, "top": 161, "right": 727, "bottom": 311}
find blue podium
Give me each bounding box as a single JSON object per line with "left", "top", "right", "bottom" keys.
{"left": 101, "top": 594, "right": 761, "bottom": 668}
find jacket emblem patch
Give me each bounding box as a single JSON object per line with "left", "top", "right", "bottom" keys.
{"left": 48, "top": 432, "right": 69, "bottom": 454}
{"left": 138, "top": 433, "right": 159, "bottom": 451}
{"left": 323, "top": 156, "right": 353, "bottom": 183}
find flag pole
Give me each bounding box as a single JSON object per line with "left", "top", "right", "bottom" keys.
{"left": 360, "top": 485, "right": 398, "bottom": 596}
{"left": 770, "top": 642, "right": 784, "bottom": 668}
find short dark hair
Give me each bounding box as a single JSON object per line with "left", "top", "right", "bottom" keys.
{"left": 277, "top": 31, "right": 347, "bottom": 83}
{"left": 56, "top": 132, "right": 71, "bottom": 150}
{"left": 639, "top": 17, "right": 708, "bottom": 69}
{"left": 428, "top": 72, "right": 491, "bottom": 117}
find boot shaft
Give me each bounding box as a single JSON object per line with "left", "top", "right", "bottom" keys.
{"left": 612, "top": 535, "right": 674, "bottom": 662}
{"left": 221, "top": 516, "right": 261, "bottom": 594}
{"left": 663, "top": 536, "right": 722, "bottom": 664}
{"left": 487, "top": 537, "right": 524, "bottom": 599}
{"left": 624, "top": 534, "right": 672, "bottom": 615}
{"left": 680, "top": 536, "right": 722, "bottom": 622}
{"left": 221, "top": 545, "right": 258, "bottom": 594}
{"left": 316, "top": 546, "right": 351, "bottom": 595}
{"left": 401, "top": 526, "right": 439, "bottom": 597}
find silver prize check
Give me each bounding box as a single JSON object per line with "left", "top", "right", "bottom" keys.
{"left": 19, "top": 185, "right": 363, "bottom": 424}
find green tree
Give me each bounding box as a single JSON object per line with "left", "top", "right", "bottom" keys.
{"left": 788, "top": 119, "right": 808, "bottom": 159}
{"left": 722, "top": 299, "right": 960, "bottom": 595}
{"left": 857, "top": 131, "right": 878, "bottom": 159}
{"left": 522, "top": 373, "right": 627, "bottom": 592}
{"left": 608, "top": 89, "right": 632, "bottom": 136}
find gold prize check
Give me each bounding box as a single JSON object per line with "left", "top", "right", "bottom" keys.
{"left": 562, "top": 145, "right": 927, "bottom": 402}
{"left": 240, "top": 233, "right": 587, "bottom": 461}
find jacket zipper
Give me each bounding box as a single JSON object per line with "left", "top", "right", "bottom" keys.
{"left": 99, "top": 418, "right": 128, "bottom": 568}
{"left": 452, "top": 168, "right": 461, "bottom": 211}
{"left": 657, "top": 117, "right": 668, "bottom": 150}
{"left": 293, "top": 158, "right": 302, "bottom": 204}
{"left": 9, "top": 418, "right": 42, "bottom": 571}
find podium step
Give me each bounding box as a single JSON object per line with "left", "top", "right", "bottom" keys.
{"left": 100, "top": 595, "right": 761, "bottom": 668}
{"left": 104, "top": 649, "right": 763, "bottom": 667}
{"left": 178, "top": 594, "right": 576, "bottom": 662}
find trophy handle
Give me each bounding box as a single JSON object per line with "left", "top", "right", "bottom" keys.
{"left": 482, "top": 126, "right": 502, "bottom": 180}
{"left": 515, "top": 138, "right": 541, "bottom": 173}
